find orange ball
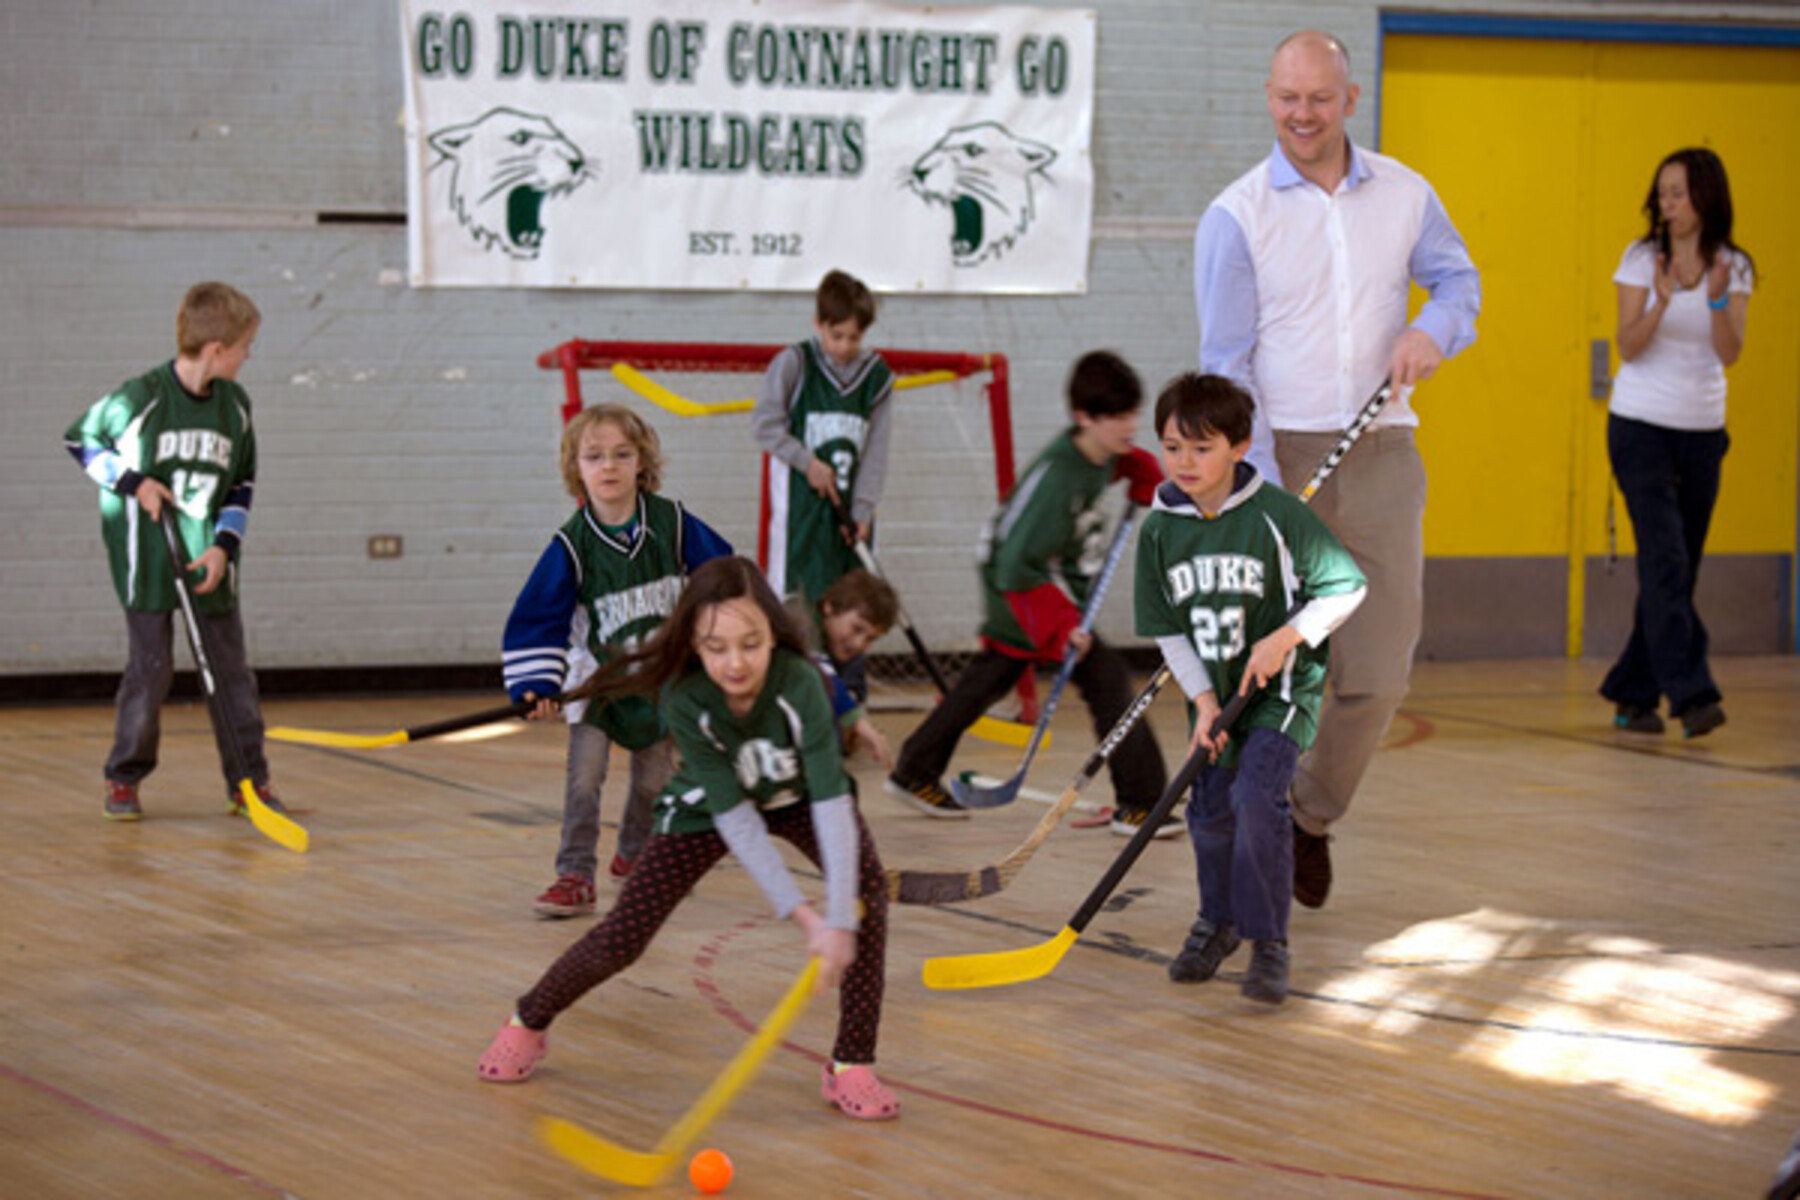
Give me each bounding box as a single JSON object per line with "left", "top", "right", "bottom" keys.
{"left": 688, "top": 1148, "right": 733, "bottom": 1194}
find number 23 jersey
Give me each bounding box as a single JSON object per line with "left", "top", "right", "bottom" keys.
{"left": 1134, "top": 472, "right": 1364, "bottom": 754}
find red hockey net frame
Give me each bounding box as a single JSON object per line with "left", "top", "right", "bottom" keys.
{"left": 535, "top": 339, "right": 1037, "bottom": 719}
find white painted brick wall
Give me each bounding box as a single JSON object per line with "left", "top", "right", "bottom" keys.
{"left": 4, "top": 0, "right": 1789, "bottom": 673}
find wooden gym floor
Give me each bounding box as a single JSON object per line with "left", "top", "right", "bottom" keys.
{"left": 2, "top": 656, "right": 1797, "bottom": 1198}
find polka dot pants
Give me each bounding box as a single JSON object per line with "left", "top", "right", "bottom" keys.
{"left": 515, "top": 804, "right": 889, "bottom": 1066}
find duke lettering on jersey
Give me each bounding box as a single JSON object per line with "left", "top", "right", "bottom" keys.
{"left": 591, "top": 575, "right": 685, "bottom": 645}
{"left": 1166, "top": 553, "right": 1266, "bottom": 604}
{"left": 155, "top": 429, "right": 235, "bottom": 470}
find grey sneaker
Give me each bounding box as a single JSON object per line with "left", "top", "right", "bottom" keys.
{"left": 1241, "top": 940, "right": 1290, "bottom": 1006}
{"left": 1109, "top": 806, "right": 1184, "bottom": 839}
{"left": 1168, "top": 918, "right": 1240, "bottom": 983}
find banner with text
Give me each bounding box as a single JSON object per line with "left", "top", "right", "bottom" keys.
{"left": 401, "top": 0, "right": 1094, "bottom": 293}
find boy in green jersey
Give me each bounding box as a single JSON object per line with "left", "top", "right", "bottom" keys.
{"left": 752, "top": 269, "right": 894, "bottom": 699}
{"left": 1135, "top": 374, "right": 1366, "bottom": 1004}
{"left": 888, "top": 351, "right": 1171, "bottom": 833}
{"left": 64, "top": 282, "right": 284, "bottom": 823}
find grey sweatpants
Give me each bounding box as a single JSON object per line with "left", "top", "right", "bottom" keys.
{"left": 106, "top": 607, "right": 269, "bottom": 790}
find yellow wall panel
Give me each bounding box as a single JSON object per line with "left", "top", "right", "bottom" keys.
{"left": 1382, "top": 33, "right": 1800, "bottom": 563}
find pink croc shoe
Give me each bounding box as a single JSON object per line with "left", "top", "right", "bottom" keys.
{"left": 478, "top": 1021, "right": 547, "bottom": 1083}
{"left": 821, "top": 1063, "right": 899, "bottom": 1120}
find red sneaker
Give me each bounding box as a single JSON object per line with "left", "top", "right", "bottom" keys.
{"left": 104, "top": 780, "right": 142, "bottom": 821}
{"left": 608, "top": 852, "right": 635, "bottom": 880}
{"left": 532, "top": 874, "right": 597, "bottom": 918}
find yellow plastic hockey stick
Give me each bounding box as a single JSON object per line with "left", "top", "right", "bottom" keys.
{"left": 613, "top": 362, "right": 960, "bottom": 419}
{"left": 537, "top": 957, "right": 819, "bottom": 1186}
{"left": 159, "top": 511, "right": 309, "bottom": 854}
{"left": 267, "top": 699, "right": 536, "bottom": 750}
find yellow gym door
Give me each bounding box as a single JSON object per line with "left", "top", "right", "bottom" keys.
{"left": 1380, "top": 17, "right": 1800, "bottom": 658}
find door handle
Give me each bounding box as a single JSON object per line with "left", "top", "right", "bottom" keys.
{"left": 1590, "top": 338, "right": 1612, "bottom": 400}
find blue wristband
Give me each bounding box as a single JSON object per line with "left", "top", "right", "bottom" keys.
{"left": 1707, "top": 293, "right": 1729, "bottom": 311}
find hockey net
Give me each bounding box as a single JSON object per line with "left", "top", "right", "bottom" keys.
{"left": 536, "top": 340, "right": 1027, "bottom": 713}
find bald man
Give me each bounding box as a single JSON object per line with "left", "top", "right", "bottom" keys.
{"left": 1194, "top": 30, "right": 1481, "bottom": 908}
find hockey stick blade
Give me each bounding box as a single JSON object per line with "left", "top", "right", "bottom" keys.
{"left": 232, "top": 778, "right": 310, "bottom": 853}
{"left": 922, "top": 694, "right": 1238, "bottom": 990}
{"left": 266, "top": 698, "right": 537, "bottom": 750}
{"left": 537, "top": 957, "right": 819, "bottom": 1186}
{"left": 886, "top": 666, "right": 1172, "bottom": 905}
{"left": 158, "top": 511, "right": 309, "bottom": 854}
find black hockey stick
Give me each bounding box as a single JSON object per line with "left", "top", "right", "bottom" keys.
{"left": 950, "top": 503, "right": 1141, "bottom": 809}
{"left": 923, "top": 697, "right": 1238, "bottom": 988}
{"left": 267, "top": 696, "right": 564, "bottom": 749}
{"left": 886, "top": 662, "right": 1169, "bottom": 904}
{"left": 831, "top": 504, "right": 1034, "bottom": 749}
{"left": 158, "top": 510, "right": 308, "bottom": 853}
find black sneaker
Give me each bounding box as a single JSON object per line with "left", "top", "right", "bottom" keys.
{"left": 1293, "top": 821, "right": 1332, "bottom": 910}
{"left": 884, "top": 776, "right": 970, "bottom": 820}
{"left": 1109, "top": 806, "right": 1183, "bottom": 839}
{"left": 1167, "top": 918, "right": 1240, "bottom": 983}
{"left": 1614, "top": 703, "right": 1665, "bottom": 734}
{"left": 1680, "top": 701, "right": 1726, "bottom": 740}
{"left": 1241, "top": 939, "right": 1290, "bottom": 1005}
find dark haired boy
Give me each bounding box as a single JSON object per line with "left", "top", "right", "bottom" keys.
{"left": 887, "top": 350, "right": 1172, "bottom": 832}
{"left": 1135, "top": 373, "right": 1365, "bottom": 1004}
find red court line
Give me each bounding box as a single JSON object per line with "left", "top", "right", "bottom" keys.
{"left": 1385, "top": 710, "right": 1435, "bottom": 751}
{"left": 0, "top": 1062, "right": 294, "bottom": 1197}
{"left": 689, "top": 924, "right": 1508, "bottom": 1200}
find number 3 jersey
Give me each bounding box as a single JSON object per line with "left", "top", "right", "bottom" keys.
{"left": 63, "top": 361, "right": 257, "bottom": 615}
{"left": 760, "top": 338, "right": 893, "bottom": 608}
{"left": 1134, "top": 468, "right": 1365, "bottom": 759}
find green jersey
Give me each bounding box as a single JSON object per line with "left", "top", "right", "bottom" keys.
{"left": 979, "top": 429, "right": 1113, "bottom": 654}
{"left": 763, "top": 340, "right": 892, "bottom": 607}
{"left": 563, "top": 494, "right": 687, "bottom": 749}
{"left": 656, "top": 648, "right": 850, "bottom": 835}
{"left": 64, "top": 362, "right": 256, "bottom": 615}
{"left": 1135, "top": 471, "right": 1365, "bottom": 764}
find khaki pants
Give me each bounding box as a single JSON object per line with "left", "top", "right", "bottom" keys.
{"left": 1275, "top": 427, "right": 1425, "bottom": 835}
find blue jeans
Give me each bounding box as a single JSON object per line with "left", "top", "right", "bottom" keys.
{"left": 1600, "top": 414, "right": 1727, "bottom": 716}
{"left": 1185, "top": 727, "right": 1300, "bottom": 944}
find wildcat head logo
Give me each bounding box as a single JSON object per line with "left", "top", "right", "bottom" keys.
{"left": 428, "top": 107, "right": 592, "bottom": 260}
{"left": 905, "top": 122, "right": 1057, "bottom": 267}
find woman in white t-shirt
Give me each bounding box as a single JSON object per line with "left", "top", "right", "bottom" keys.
{"left": 1601, "top": 147, "right": 1754, "bottom": 739}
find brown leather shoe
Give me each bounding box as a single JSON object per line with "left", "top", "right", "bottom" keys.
{"left": 1293, "top": 821, "right": 1332, "bottom": 909}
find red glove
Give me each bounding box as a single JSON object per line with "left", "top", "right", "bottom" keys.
{"left": 1114, "top": 446, "right": 1164, "bottom": 507}
{"left": 1007, "top": 585, "right": 1082, "bottom": 661}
